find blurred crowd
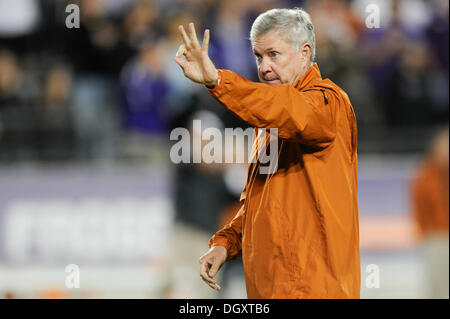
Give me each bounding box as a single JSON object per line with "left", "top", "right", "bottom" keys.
{"left": 0, "top": 0, "right": 448, "bottom": 162}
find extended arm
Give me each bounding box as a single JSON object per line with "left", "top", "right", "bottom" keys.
{"left": 207, "top": 70, "right": 337, "bottom": 146}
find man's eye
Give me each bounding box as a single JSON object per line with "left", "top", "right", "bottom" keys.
{"left": 269, "top": 51, "right": 279, "bottom": 57}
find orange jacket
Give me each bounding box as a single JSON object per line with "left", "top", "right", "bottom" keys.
{"left": 208, "top": 64, "right": 360, "bottom": 299}
{"left": 411, "top": 159, "right": 449, "bottom": 238}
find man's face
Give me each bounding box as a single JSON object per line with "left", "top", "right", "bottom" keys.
{"left": 252, "top": 30, "right": 311, "bottom": 85}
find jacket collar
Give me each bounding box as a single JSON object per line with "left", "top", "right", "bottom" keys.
{"left": 294, "top": 63, "right": 322, "bottom": 90}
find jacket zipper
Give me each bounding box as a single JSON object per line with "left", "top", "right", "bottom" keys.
{"left": 302, "top": 88, "right": 329, "bottom": 105}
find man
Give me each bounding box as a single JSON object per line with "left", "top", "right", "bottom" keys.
{"left": 411, "top": 127, "right": 449, "bottom": 298}
{"left": 175, "top": 8, "right": 360, "bottom": 299}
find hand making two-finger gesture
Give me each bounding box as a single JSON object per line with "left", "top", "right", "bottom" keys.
{"left": 174, "top": 22, "right": 219, "bottom": 87}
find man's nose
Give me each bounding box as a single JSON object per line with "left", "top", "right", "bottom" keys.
{"left": 259, "top": 57, "right": 273, "bottom": 75}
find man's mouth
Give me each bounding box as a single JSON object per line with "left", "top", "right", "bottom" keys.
{"left": 264, "top": 78, "right": 280, "bottom": 83}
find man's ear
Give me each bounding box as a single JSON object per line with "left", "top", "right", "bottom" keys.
{"left": 300, "top": 42, "right": 312, "bottom": 62}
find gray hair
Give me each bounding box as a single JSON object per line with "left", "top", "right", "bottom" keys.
{"left": 249, "top": 8, "right": 316, "bottom": 63}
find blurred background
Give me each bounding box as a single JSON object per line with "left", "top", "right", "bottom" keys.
{"left": 0, "top": 0, "right": 448, "bottom": 299}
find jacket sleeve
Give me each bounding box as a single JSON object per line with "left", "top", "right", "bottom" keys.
{"left": 207, "top": 69, "right": 337, "bottom": 147}
{"left": 209, "top": 202, "right": 245, "bottom": 261}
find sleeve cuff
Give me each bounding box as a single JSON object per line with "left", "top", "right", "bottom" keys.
{"left": 209, "top": 236, "right": 229, "bottom": 249}
{"left": 206, "top": 69, "right": 226, "bottom": 93}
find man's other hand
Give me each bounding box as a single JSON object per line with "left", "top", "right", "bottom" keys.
{"left": 174, "top": 22, "right": 218, "bottom": 87}
{"left": 199, "top": 245, "right": 227, "bottom": 291}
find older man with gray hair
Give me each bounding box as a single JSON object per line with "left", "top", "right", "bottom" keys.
{"left": 175, "top": 8, "right": 360, "bottom": 299}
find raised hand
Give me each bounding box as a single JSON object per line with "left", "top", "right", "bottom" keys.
{"left": 174, "top": 22, "right": 218, "bottom": 87}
